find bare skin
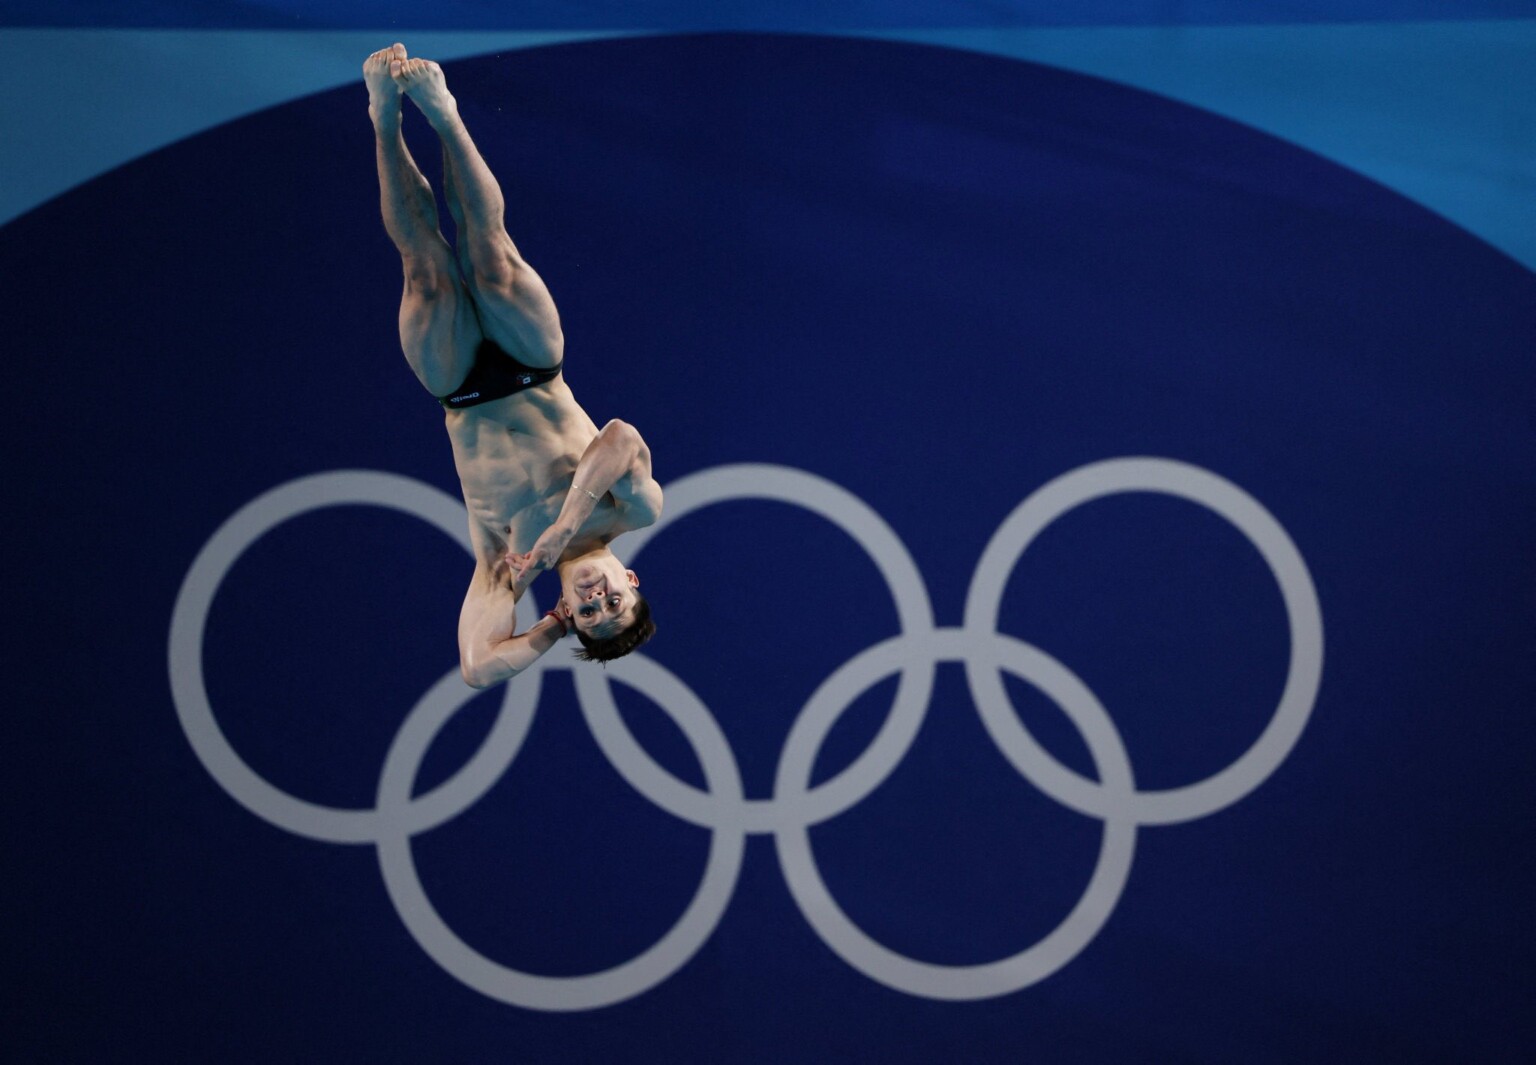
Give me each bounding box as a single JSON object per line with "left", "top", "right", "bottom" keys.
{"left": 364, "top": 44, "right": 662, "bottom": 688}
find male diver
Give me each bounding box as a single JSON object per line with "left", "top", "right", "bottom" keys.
{"left": 365, "top": 43, "right": 660, "bottom": 686}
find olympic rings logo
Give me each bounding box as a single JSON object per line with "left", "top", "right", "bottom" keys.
{"left": 168, "top": 458, "right": 1323, "bottom": 1011}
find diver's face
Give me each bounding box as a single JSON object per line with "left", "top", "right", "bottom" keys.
{"left": 563, "top": 557, "right": 641, "bottom": 639}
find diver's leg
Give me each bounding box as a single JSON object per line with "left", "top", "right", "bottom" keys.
{"left": 366, "top": 44, "right": 480, "bottom": 396}
{"left": 397, "top": 58, "right": 563, "bottom": 370}
{"left": 441, "top": 140, "right": 475, "bottom": 280}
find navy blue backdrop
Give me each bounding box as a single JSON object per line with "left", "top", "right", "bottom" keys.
{"left": 4, "top": 17, "right": 1534, "bottom": 1065}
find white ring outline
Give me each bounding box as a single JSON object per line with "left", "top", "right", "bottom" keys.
{"left": 166, "top": 470, "right": 545, "bottom": 842}
{"left": 373, "top": 639, "right": 747, "bottom": 1011}
{"left": 574, "top": 464, "right": 938, "bottom": 833}
{"left": 166, "top": 456, "right": 1323, "bottom": 1007}
{"left": 774, "top": 629, "right": 1137, "bottom": 999}
{"left": 964, "top": 457, "right": 1324, "bottom": 825}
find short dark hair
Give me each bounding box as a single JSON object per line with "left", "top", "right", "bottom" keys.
{"left": 573, "top": 593, "right": 655, "bottom": 663}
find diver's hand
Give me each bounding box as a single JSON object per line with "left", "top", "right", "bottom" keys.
{"left": 508, "top": 524, "right": 572, "bottom": 587}
{"left": 506, "top": 549, "right": 552, "bottom": 589}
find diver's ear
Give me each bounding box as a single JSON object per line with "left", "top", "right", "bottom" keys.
{"left": 625, "top": 569, "right": 639, "bottom": 588}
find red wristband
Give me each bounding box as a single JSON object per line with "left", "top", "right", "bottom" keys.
{"left": 544, "top": 609, "right": 569, "bottom": 637}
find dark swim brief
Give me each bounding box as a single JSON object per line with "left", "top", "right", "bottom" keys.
{"left": 437, "top": 338, "right": 562, "bottom": 409}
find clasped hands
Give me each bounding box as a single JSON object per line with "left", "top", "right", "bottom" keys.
{"left": 504, "top": 522, "right": 574, "bottom": 588}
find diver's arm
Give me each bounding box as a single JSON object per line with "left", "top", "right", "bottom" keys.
{"left": 510, "top": 420, "right": 661, "bottom": 583}
{"left": 606, "top": 422, "right": 663, "bottom": 532}
{"left": 457, "top": 564, "right": 565, "bottom": 689}
{"left": 561, "top": 419, "right": 659, "bottom": 530}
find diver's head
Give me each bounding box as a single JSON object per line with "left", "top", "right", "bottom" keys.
{"left": 557, "top": 548, "right": 655, "bottom": 661}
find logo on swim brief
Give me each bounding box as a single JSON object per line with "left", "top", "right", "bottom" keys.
{"left": 167, "top": 459, "right": 1324, "bottom": 1012}
{"left": 453, "top": 391, "right": 480, "bottom": 403}
{"left": 518, "top": 374, "right": 533, "bottom": 385}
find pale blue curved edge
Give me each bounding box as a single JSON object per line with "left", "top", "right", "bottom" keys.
{"left": 3, "top": 23, "right": 1533, "bottom": 274}
{"left": 0, "top": 29, "right": 644, "bottom": 224}
{"left": 862, "top": 21, "right": 1536, "bottom": 274}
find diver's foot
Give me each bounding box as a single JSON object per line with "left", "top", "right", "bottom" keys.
{"left": 393, "top": 58, "right": 459, "bottom": 131}
{"left": 364, "top": 43, "right": 407, "bottom": 125}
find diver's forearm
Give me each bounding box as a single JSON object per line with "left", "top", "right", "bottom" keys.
{"left": 462, "top": 614, "right": 564, "bottom": 689}
{"left": 554, "top": 420, "right": 641, "bottom": 533}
